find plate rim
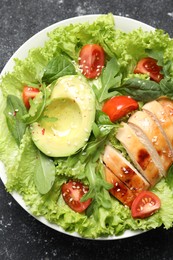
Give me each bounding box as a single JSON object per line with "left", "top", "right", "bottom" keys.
{"left": 0, "top": 14, "right": 154, "bottom": 240}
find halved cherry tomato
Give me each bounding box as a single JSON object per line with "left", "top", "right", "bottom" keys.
{"left": 131, "top": 191, "right": 161, "bottom": 219}
{"left": 102, "top": 95, "right": 139, "bottom": 122}
{"left": 61, "top": 180, "right": 92, "bottom": 213}
{"left": 134, "top": 57, "right": 163, "bottom": 83}
{"left": 22, "top": 86, "right": 40, "bottom": 109}
{"left": 79, "top": 44, "right": 105, "bottom": 79}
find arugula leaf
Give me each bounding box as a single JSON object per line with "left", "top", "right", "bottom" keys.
{"left": 95, "top": 110, "right": 115, "bottom": 136}
{"left": 92, "top": 122, "right": 101, "bottom": 138}
{"left": 95, "top": 110, "right": 114, "bottom": 125}
{"left": 80, "top": 135, "right": 107, "bottom": 163}
{"left": 120, "top": 78, "right": 162, "bottom": 102}
{"left": 81, "top": 162, "right": 112, "bottom": 219}
{"left": 165, "top": 164, "right": 173, "bottom": 193}
{"left": 23, "top": 83, "right": 49, "bottom": 124}
{"left": 34, "top": 150, "right": 56, "bottom": 194}
{"left": 4, "top": 95, "right": 27, "bottom": 146}
{"left": 77, "top": 110, "right": 117, "bottom": 164}
{"left": 93, "top": 57, "right": 122, "bottom": 102}
{"left": 42, "top": 55, "right": 77, "bottom": 84}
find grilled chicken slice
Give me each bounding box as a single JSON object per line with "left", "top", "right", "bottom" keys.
{"left": 143, "top": 100, "right": 173, "bottom": 155}
{"left": 128, "top": 110, "right": 172, "bottom": 175}
{"left": 104, "top": 166, "right": 136, "bottom": 207}
{"left": 158, "top": 98, "right": 173, "bottom": 123}
{"left": 103, "top": 145, "right": 150, "bottom": 195}
{"left": 116, "top": 122, "right": 162, "bottom": 186}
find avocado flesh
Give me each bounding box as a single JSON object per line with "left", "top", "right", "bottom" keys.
{"left": 31, "top": 75, "right": 95, "bottom": 157}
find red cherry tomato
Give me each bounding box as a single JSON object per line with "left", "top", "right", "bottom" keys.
{"left": 22, "top": 86, "right": 40, "bottom": 109}
{"left": 134, "top": 57, "right": 163, "bottom": 83}
{"left": 61, "top": 180, "right": 92, "bottom": 213}
{"left": 102, "top": 95, "right": 139, "bottom": 122}
{"left": 79, "top": 44, "right": 105, "bottom": 79}
{"left": 131, "top": 191, "right": 161, "bottom": 219}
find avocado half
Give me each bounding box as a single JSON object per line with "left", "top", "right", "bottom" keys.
{"left": 31, "top": 75, "right": 96, "bottom": 157}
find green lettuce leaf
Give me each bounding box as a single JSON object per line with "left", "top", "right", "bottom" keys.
{"left": 4, "top": 95, "right": 27, "bottom": 146}
{"left": 1, "top": 14, "right": 173, "bottom": 239}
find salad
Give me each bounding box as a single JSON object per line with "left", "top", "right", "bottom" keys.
{"left": 1, "top": 13, "right": 173, "bottom": 239}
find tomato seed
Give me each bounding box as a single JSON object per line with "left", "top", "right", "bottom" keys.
{"left": 140, "top": 206, "right": 143, "bottom": 211}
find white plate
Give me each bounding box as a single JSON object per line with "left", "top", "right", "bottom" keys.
{"left": 0, "top": 15, "right": 154, "bottom": 240}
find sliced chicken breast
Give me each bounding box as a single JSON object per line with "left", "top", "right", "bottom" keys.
{"left": 128, "top": 110, "right": 172, "bottom": 175}
{"left": 104, "top": 166, "right": 136, "bottom": 207}
{"left": 158, "top": 98, "right": 173, "bottom": 124}
{"left": 116, "top": 122, "right": 162, "bottom": 186}
{"left": 143, "top": 100, "right": 173, "bottom": 155}
{"left": 103, "top": 145, "right": 150, "bottom": 194}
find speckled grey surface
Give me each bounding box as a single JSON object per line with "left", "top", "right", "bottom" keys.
{"left": 1, "top": 0, "right": 173, "bottom": 259}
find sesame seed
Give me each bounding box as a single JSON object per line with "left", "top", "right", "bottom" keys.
{"left": 152, "top": 136, "right": 158, "bottom": 143}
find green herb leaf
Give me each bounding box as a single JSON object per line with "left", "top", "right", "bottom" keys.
{"left": 145, "top": 48, "right": 164, "bottom": 66}
{"left": 78, "top": 110, "right": 116, "bottom": 164}
{"left": 34, "top": 150, "right": 56, "bottom": 194}
{"left": 92, "top": 122, "right": 101, "bottom": 138}
{"left": 93, "top": 57, "right": 122, "bottom": 102}
{"left": 40, "top": 115, "right": 58, "bottom": 122}
{"left": 95, "top": 110, "right": 113, "bottom": 125}
{"left": 165, "top": 165, "right": 173, "bottom": 192}
{"left": 42, "top": 55, "right": 77, "bottom": 84}
{"left": 120, "top": 78, "right": 162, "bottom": 102}
{"left": 159, "top": 79, "right": 173, "bottom": 98}
{"left": 23, "top": 83, "right": 48, "bottom": 124}
{"left": 120, "top": 77, "right": 173, "bottom": 102}
{"left": 4, "top": 95, "right": 27, "bottom": 146}
{"left": 95, "top": 110, "right": 115, "bottom": 136}
{"left": 80, "top": 136, "right": 107, "bottom": 163}
{"left": 82, "top": 162, "right": 112, "bottom": 218}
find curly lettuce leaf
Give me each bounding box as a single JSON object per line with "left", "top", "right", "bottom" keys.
{"left": 1, "top": 14, "right": 173, "bottom": 239}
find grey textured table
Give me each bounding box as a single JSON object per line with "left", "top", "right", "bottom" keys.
{"left": 1, "top": 0, "right": 173, "bottom": 259}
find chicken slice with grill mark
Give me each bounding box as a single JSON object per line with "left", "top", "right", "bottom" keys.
{"left": 116, "top": 122, "right": 162, "bottom": 186}
{"left": 103, "top": 145, "right": 150, "bottom": 195}
{"left": 143, "top": 100, "right": 173, "bottom": 156}
{"left": 127, "top": 122, "right": 165, "bottom": 176}
{"left": 104, "top": 166, "right": 136, "bottom": 207}
{"left": 128, "top": 110, "right": 172, "bottom": 176}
